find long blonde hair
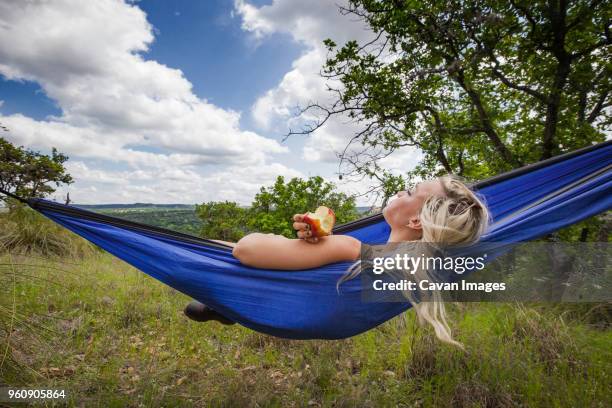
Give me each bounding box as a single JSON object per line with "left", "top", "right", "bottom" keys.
{"left": 338, "top": 174, "right": 490, "bottom": 348}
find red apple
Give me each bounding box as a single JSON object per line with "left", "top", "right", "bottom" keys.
{"left": 303, "top": 206, "right": 336, "bottom": 237}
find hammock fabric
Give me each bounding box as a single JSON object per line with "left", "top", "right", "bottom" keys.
{"left": 4, "top": 141, "right": 611, "bottom": 339}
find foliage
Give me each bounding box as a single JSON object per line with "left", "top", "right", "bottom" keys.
{"left": 195, "top": 201, "right": 250, "bottom": 241}
{"left": 299, "top": 0, "right": 610, "bottom": 199}
{"left": 194, "top": 175, "right": 361, "bottom": 240}
{"left": 555, "top": 213, "right": 611, "bottom": 242}
{"left": 246, "top": 175, "right": 362, "bottom": 238}
{"left": 0, "top": 137, "right": 73, "bottom": 205}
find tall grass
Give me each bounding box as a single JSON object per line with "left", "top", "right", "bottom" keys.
{"left": 1, "top": 251, "right": 610, "bottom": 406}
{"left": 0, "top": 205, "right": 97, "bottom": 383}
{"left": 0, "top": 254, "right": 83, "bottom": 384}
{"left": 0, "top": 204, "right": 96, "bottom": 259}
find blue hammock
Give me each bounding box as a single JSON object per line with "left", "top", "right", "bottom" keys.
{"left": 9, "top": 141, "right": 612, "bottom": 339}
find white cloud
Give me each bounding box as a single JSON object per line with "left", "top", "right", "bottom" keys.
{"left": 235, "top": 0, "right": 420, "bottom": 183}
{"left": 235, "top": 0, "right": 368, "bottom": 47}
{"left": 251, "top": 47, "right": 327, "bottom": 131}
{"left": 52, "top": 160, "right": 304, "bottom": 205}
{"left": 0, "top": 0, "right": 295, "bottom": 204}
{"left": 236, "top": 0, "right": 375, "bottom": 135}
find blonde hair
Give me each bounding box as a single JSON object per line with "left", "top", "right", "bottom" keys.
{"left": 338, "top": 174, "right": 490, "bottom": 348}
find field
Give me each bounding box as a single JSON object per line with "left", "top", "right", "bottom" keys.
{"left": 1, "top": 250, "right": 610, "bottom": 407}
{"left": 76, "top": 205, "right": 204, "bottom": 236}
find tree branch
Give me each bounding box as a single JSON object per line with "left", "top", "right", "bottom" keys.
{"left": 587, "top": 90, "right": 610, "bottom": 123}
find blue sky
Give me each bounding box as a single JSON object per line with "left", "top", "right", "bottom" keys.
{"left": 0, "top": 78, "right": 62, "bottom": 120}
{"left": 0, "top": 0, "right": 419, "bottom": 206}
{"left": 1, "top": 1, "right": 299, "bottom": 125}
{"left": 136, "top": 0, "right": 301, "bottom": 125}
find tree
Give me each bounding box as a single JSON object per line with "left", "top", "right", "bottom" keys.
{"left": 195, "top": 201, "right": 250, "bottom": 242}
{"left": 0, "top": 137, "right": 73, "bottom": 205}
{"left": 195, "top": 176, "right": 360, "bottom": 240}
{"left": 247, "top": 175, "right": 361, "bottom": 237}
{"left": 289, "top": 0, "right": 610, "bottom": 201}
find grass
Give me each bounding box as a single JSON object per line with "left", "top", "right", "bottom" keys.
{"left": 0, "top": 250, "right": 610, "bottom": 407}
{"left": 0, "top": 205, "right": 97, "bottom": 258}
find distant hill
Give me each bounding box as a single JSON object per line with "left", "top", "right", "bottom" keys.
{"left": 73, "top": 204, "right": 378, "bottom": 214}
{"left": 77, "top": 205, "right": 201, "bottom": 235}
{"left": 74, "top": 203, "right": 196, "bottom": 210}
{"left": 358, "top": 206, "right": 380, "bottom": 214}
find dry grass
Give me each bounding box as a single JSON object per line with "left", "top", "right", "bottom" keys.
{"left": 451, "top": 380, "right": 515, "bottom": 408}
{"left": 0, "top": 205, "right": 96, "bottom": 259}
{"left": 512, "top": 304, "right": 583, "bottom": 374}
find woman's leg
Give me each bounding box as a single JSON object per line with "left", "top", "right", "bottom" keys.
{"left": 184, "top": 300, "right": 234, "bottom": 325}
{"left": 184, "top": 239, "right": 238, "bottom": 323}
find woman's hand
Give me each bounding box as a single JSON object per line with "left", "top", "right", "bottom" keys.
{"left": 292, "top": 213, "right": 320, "bottom": 243}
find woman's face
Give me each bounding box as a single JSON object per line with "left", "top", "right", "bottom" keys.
{"left": 382, "top": 179, "right": 445, "bottom": 230}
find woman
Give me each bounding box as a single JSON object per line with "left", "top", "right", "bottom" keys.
{"left": 184, "top": 174, "right": 490, "bottom": 346}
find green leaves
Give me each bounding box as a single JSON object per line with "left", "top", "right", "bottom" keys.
{"left": 195, "top": 176, "right": 361, "bottom": 240}
{"left": 317, "top": 0, "right": 609, "bottom": 198}
{"left": 247, "top": 175, "right": 361, "bottom": 238}
{"left": 195, "top": 201, "right": 249, "bottom": 242}
{"left": 0, "top": 137, "right": 73, "bottom": 205}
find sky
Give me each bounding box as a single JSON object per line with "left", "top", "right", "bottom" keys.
{"left": 0, "top": 0, "right": 422, "bottom": 206}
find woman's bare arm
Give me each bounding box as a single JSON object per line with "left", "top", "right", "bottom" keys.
{"left": 232, "top": 233, "right": 361, "bottom": 270}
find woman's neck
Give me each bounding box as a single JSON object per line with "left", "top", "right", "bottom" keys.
{"left": 387, "top": 227, "right": 421, "bottom": 243}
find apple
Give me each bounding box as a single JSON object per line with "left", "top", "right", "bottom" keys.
{"left": 303, "top": 206, "right": 336, "bottom": 237}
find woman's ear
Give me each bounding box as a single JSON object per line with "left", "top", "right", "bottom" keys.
{"left": 407, "top": 216, "right": 422, "bottom": 230}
